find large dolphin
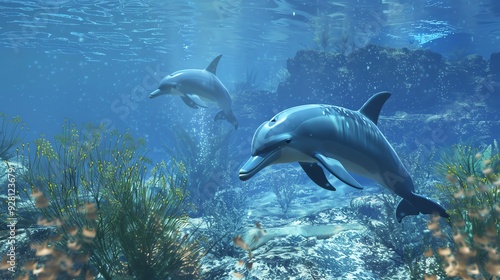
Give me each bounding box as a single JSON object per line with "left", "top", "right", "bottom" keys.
{"left": 239, "top": 92, "right": 449, "bottom": 222}
{"left": 149, "top": 55, "right": 238, "bottom": 130}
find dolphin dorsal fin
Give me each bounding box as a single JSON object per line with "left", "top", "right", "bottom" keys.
{"left": 206, "top": 54, "right": 222, "bottom": 75}
{"left": 358, "top": 91, "right": 391, "bottom": 125}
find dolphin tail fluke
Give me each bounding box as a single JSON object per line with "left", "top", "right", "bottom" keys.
{"left": 215, "top": 110, "right": 238, "bottom": 130}
{"left": 396, "top": 194, "right": 449, "bottom": 222}
{"left": 396, "top": 199, "right": 419, "bottom": 222}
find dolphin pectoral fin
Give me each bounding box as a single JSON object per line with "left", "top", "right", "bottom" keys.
{"left": 313, "top": 154, "right": 363, "bottom": 190}
{"left": 185, "top": 94, "right": 208, "bottom": 108}
{"left": 396, "top": 199, "right": 419, "bottom": 223}
{"left": 180, "top": 96, "right": 200, "bottom": 109}
{"left": 214, "top": 110, "right": 226, "bottom": 121}
{"left": 299, "top": 162, "right": 336, "bottom": 191}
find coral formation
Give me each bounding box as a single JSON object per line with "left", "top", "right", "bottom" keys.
{"left": 269, "top": 44, "right": 499, "bottom": 150}
{"left": 276, "top": 45, "right": 499, "bottom": 116}
{"left": 199, "top": 187, "right": 248, "bottom": 258}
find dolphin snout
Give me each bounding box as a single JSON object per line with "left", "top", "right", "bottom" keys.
{"left": 239, "top": 151, "right": 281, "bottom": 181}
{"left": 149, "top": 89, "right": 161, "bottom": 98}
{"left": 238, "top": 171, "right": 252, "bottom": 181}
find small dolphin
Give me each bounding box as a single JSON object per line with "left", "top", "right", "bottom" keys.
{"left": 239, "top": 92, "right": 449, "bottom": 222}
{"left": 149, "top": 55, "right": 238, "bottom": 130}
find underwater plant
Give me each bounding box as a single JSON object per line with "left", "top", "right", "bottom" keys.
{"left": 311, "top": 14, "right": 334, "bottom": 52}
{"left": 333, "top": 30, "right": 353, "bottom": 55}
{"left": 0, "top": 112, "right": 26, "bottom": 160}
{"left": 0, "top": 189, "right": 97, "bottom": 279}
{"left": 18, "top": 122, "right": 203, "bottom": 279}
{"left": 200, "top": 187, "right": 248, "bottom": 258}
{"left": 166, "top": 122, "right": 231, "bottom": 213}
{"left": 355, "top": 189, "right": 442, "bottom": 279}
{"left": 310, "top": 14, "right": 354, "bottom": 55}
{"left": 234, "top": 68, "right": 258, "bottom": 95}
{"left": 269, "top": 169, "right": 299, "bottom": 218}
{"left": 425, "top": 142, "right": 500, "bottom": 279}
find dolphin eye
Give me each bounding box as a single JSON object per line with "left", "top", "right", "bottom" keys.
{"left": 270, "top": 118, "right": 276, "bottom": 122}
{"left": 286, "top": 139, "right": 291, "bottom": 143}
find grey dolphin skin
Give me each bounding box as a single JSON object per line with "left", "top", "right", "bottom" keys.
{"left": 239, "top": 92, "right": 449, "bottom": 222}
{"left": 149, "top": 54, "right": 238, "bottom": 130}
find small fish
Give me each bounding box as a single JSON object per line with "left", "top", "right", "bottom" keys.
{"left": 67, "top": 239, "right": 81, "bottom": 251}
{"left": 68, "top": 267, "right": 82, "bottom": 277}
{"left": 233, "top": 235, "right": 249, "bottom": 251}
{"left": 21, "top": 261, "right": 37, "bottom": 271}
{"left": 427, "top": 220, "right": 439, "bottom": 231}
{"left": 32, "top": 240, "right": 54, "bottom": 256}
{"left": 438, "top": 247, "right": 451, "bottom": 256}
{"left": 35, "top": 194, "right": 49, "bottom": 208}
{"left": 232, "top": 272, "right": 244, "bottom": 279}
{"left": 68, "top": 226, "right": 78, "bottom": 236}
{"left": 82, "top": 226, "right": 96, "bottom": 238}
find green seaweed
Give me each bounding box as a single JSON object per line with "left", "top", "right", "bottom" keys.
{"left": 20, "top": 121, "right": 203, "bottom": 279}
{"left": 426, "top": 141, "right": 500, "bottom": 279}
{"left": 0, "top": 112, "right": 27, "bottom": 160}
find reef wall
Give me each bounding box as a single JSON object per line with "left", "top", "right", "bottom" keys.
{"left": 273, "top": 45, "right": 499, "bottom": 145}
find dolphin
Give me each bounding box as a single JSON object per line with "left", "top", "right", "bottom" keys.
{"left": 239, "top": 92, "right": 449, "bottom": 222}
{"left": 149, "top": 54, "right": 238, "bottom": 130}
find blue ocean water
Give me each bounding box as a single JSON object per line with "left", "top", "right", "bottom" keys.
{"left": 1, "top": 0, "right": 499, "bottom": 149}
{"left": 1, "top": 0, "right": 500, "bottom": 279}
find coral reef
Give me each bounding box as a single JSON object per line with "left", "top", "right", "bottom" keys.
{"left": 268, "top": 45, "right": 500, "bottom": 150}
{"left": 276, "top": 45, "right": 499, "bottom": 116}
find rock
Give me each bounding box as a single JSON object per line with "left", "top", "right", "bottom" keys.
{"left": 201, "top": 206, "right": 411, "bottom": 279}
{"left": 275, "top": 44, "right": 496, "bottom": 115}
{"left": 489, "top": 51, "right": 500, "bottom": 75}
{"left": 242, "top": 223, "right": 365, "bottom": 250}
{"left": 350, "top": 195, "right": 389, "bottom": 220}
